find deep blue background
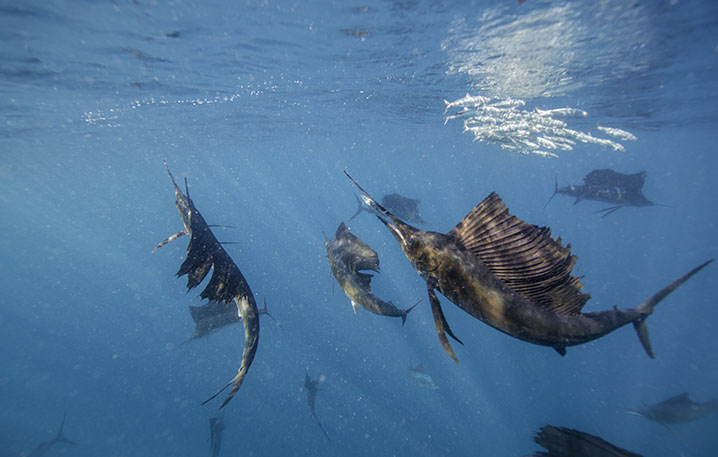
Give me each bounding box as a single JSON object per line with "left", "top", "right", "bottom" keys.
{"left": 1, "top": 1, "right": 717, "bottom": 456}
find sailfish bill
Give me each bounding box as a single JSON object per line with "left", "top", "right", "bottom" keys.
{"left": 344, "top": 171, "right": 712, "bottom": 362}
{"left": 154, "top": 160, "right": 259, "bottom": 409}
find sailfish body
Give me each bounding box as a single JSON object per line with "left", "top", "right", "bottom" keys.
{"left": 208, "top": 415, "right": 225, "bottom": 457}
{"left": 304, "top": 373, "right": 330, "bottom": 441}
{"left": 325, "top": 221, "right": 416, "bottom": 324}
{"left": 345, "top": 171, "right": 711, "bottom": 362}
{"left": 629, "top": 392, "right": 718, "bottom": 424}
{"left": 549, "top": 169, "right": 657, "bottom": 216}
{"left": 154, "top": 161, "right": 259, "bottom": 408}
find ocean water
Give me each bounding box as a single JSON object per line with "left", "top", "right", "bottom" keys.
{"left": 1, "top": 0, "right": 717, "bottom": 456}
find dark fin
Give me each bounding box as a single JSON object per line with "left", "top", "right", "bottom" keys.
{"left": 543, "top": 176, "right": 559, "bottom": 209}
{"left": 553, "top": 347, "right": 566, "bottom": 356}
{"left": 661, "top": 392, "right": 690, "bottom": 405}
{"left": 189, "top": 301, "right": 237, "bottom": 325}
{"left": 633, "top": 318, "right": 653, "bottom": 358}
{"left": 355, "top": 272, "right": 374, "bottom": 293}
{"left": 152, "top": 230, "right": 187, "bottom": 252}
{"left": 585, "top": 169, "right": 647, "bottom": 192}
{"left": 400, "top": 298, "right": 422, "bottom": 326}
{"left": 448, "top": 192, "right": 590, "bottom": 316}
{"left": 427, "top": 285, "right": 462, "bottom": 363}
{"left": 348, "top": 193, "right": 365, "bottom": 221}
{"left": 573, "top": 198, "right": 581, "bottom": 205}
{"left": 334, "top": 222, "right": 380, "bottom": 272}
{"left": 633, "top": 259, "right": 713, "bottom": 358}
{"left": 595, "top": 205, "right": 622, "bottom": 217}
{"left": 54, "top": 412, "right": 77, "bottom": 446}
{"left": 533, "top": 425, "right": 644, "bottom": 457}
{"left": 261, "top": 297, "right": 278, "bottom": 322}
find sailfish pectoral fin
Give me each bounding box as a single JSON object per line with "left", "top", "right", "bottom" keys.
{"left": 427, "top": 285, "right": 462, "bottom": 363}
{"left": 595, "top": 205, "right": 622, "bottom": 217}
{"left": 152, "top": 230, "right": 188, "bottom": 252}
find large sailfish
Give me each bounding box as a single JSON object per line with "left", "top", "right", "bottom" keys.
{"left": 154, "top": 161, "right": 259, "bottom": 408}
{"left": 344, "top": 171, "right": 712, "bottom": 362}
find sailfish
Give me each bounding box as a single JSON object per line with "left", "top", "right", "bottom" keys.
{"left": 546, "top": 169, "right": 660, "bottom": 217}
{"left": 344, "top": 171, "right": 712, "bottom": 362}
{"left": 325, "top": 221, "right": 417, "bottom": 324}
{"left": 154, "top": 160, "right": 259, "bottom": 408}
{"left": 304, "top": 372, "right": 330, "bottom": 441}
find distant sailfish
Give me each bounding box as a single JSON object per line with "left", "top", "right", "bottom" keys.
{"left": 628, "top": 392, "right": 718, "bottom": 426}
{"left": 208, "top": 414, "right": 225, "bottom": 457}
{"left": 325, "top": 221, "right": 417, "bottom": 324}
{"left": 27, "top": 413, "right": 76, "bottom": 457}
{"left": 407, "top": 363, "right": 439, "bottom": 389}
{"left": 304, "top": 372, "right": 330, "bottom": 441}
{"left": 180, "top": 297, "right": 278, "bottom": 346}
{"left": 547, "top": 169, "right": 659, "bottom": 217}
{"left": 350, "top": 192, "right": 425, "bottom": 224}
{"left": 345, "top": 171, "right": 712, "bottom": 363}
{"left": 154, "top": 160, "right": 259, "bottom": 409}
{"left": 529, "top": 425, "right": 643, "bottom": 457}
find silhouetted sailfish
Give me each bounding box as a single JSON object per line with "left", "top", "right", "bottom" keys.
{"left": 349, "top": 192, "right": 425, "bottom": 223}
{"left": 304, "top": 372, "right": 330, "bottom": 441}
{"left": 154, "top": 160, "right": 259, "bottom": 408}
{"left": 325, "top": 221, "right": 417, "bottom": 324}
{"left": 628, "top": 392, "right": 718, "bottom": 426}
{"left": 546, "top": 169, "right": 661, "bottom": 217}
{"left": 530, "top": 425, "right": 643, "bottom": 457}
{"left": 27, "top": 413, "right": 76, "bottom": 457}
{"left": 178, "top": 296, "right": 278, "bottom": 346}
{"left": 345, "top": 171, "right": 712, "bottom": 362}
{"left": 208, "top": 414, "right": 225, "bottom": 457}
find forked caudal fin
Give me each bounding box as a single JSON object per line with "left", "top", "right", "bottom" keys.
{"left": 543, "top": 175, "right": 559, "bottom": 209}
{"left": 633, "top": 259, "right": 713, "bottom": 358}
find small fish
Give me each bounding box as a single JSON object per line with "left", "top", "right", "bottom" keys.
{"left": 597, "top": 125, "right": 637, "bottom": 141}
{"left": 304, "top": 372, "right": 330, "bottom": 441}
{"left": 154, "top": 160, "right": 259, "bottom": 409}
{"left": 345, "top": 170, "right": 712, "bottom": 362}
{"left": 535, "top": 107, "right": 588, "bottom": 118}
{"left": 628, "top": 392, "right": 718, "bottom": 426}
{"left": 325, "top": 222, "right": 417, "bottom": 324}
{"left": 407, "top": 363, "right": 439, "bottom": 389}
{"left": 208, "top": 415, "right": 225, "bottom": 457}
{"left": 546, "top": 169, "right": 661, "bottom": 217}
{"left": 443, "top": 93, "right": 491, "bottom": 113}
{"left": 530, "top": 425, "right": 643, "bottom": 457}
{"left": 26, "top": 413, "right": 76, "bottom": 457}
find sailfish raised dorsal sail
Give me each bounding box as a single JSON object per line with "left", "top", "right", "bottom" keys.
{"left": 155, "top": 160, "right": 259, "bottom": 409}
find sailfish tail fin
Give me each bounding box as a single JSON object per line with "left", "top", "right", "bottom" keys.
{"left": 632, "top": 259, "right": 713, "bottom": 358}
{"left": 348, "top": 193, "right": 365, "bottom": 221}
{"left": 544, "top": 175, "right": 559, "bottom": 209}
{"left": 54, "top": 412, "right": 77, "bottom": 446}
{"left": 400, "top": 298, "right": 422, "bottom": 326}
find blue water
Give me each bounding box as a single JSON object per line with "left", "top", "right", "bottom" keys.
{"left": 1, "top": 1, "right": 717, "bottom": 456}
